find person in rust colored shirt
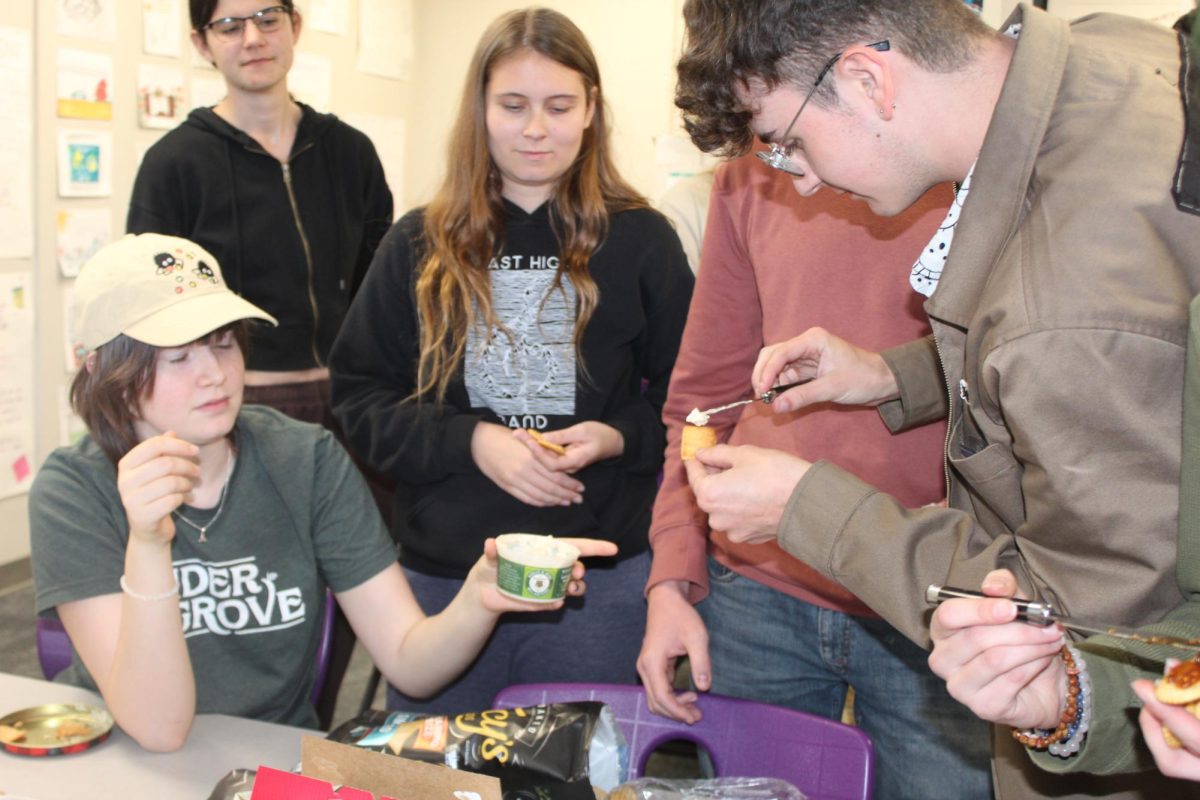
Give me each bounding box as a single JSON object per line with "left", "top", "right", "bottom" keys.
{"left": 637, "top": 152, "right": 990, "bottom": 799}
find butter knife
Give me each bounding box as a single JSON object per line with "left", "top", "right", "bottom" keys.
{"left": 926, "top": 585, "right": 1200, "bottom": 652}
{"left": 696, "top": 379, "right": 813, "bottom": 420}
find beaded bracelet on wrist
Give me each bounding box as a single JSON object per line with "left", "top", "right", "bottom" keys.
{"left": 1048, "top": 644, "right": 1091, "bottom": 758}
{"left": 1011, "top": 643, "right": 1090, "bottom": 753}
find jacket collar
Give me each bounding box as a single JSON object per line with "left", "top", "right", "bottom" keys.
{"left": 184, "top": 101, "right": 334, "bottom": 155}
{"left": 924, "top": 4, "right": 1071, "bottom": 328}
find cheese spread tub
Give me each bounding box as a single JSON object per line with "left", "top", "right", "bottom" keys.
{"left": 495, "top": 533, "right": 581, "bottom": 602}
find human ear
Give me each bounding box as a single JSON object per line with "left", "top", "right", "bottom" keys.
{"left": 838, "top": 45, "right": 895, "bottom": 121}
{"left": 290, "top": 8, "right": 303, "bottom": 43}
{"left": 190, "top": 29, "right": 215, "bottom": 67}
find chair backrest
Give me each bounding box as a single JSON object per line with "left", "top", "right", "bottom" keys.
{"left": 37, "top": 589, "right": 337, "bottom": 706}
{"left": 493, "top": 683, "right": 874, "bottom": 800}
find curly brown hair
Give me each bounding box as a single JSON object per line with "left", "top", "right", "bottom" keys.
{"left": 676, "top": 0, "right": 992, "bottom": 157}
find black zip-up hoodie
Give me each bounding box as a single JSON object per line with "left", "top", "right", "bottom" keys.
{"left": 127, "top": 103, "right": 393, "bottom": 371}
{"left": 329, "top": 202, "right": 694, "bottom": 576}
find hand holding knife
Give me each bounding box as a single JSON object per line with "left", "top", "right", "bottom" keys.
{"left": 927, "top": 585, "right": 1200, "bottom": 653}
{"left": 689, "top": 379, "right": 812, "bottom": 425}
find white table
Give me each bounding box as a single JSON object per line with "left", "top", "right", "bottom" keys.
{"left": 0, "top": 672, "right": 308, "bottom": 799}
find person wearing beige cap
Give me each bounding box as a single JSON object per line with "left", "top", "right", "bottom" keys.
{"left": 29, "top": 233, "right": 615, "bottom": 752}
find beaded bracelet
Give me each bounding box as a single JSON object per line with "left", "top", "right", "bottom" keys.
{"left": 1011, "top": 643, "right": 1087, "bottom": 751}
{"left": 1048, "top": 644, "right": 1091, "bottom": 758}
{"left": 120, "top": 574, "right": 180, "bottom": 602}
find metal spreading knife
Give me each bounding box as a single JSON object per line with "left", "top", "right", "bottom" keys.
{"left": 926, "top": 585, "right": 1200, "bottom": 652}
{"left": 693, "top": 379, "right": 813, "bottom": 422}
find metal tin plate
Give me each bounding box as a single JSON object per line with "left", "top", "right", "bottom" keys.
{"left": 0, "top": 703, "right": 114, "bottom": 757}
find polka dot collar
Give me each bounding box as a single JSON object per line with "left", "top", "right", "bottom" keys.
{"left": 910, "top": 162, "right": 975, "bottom": 298}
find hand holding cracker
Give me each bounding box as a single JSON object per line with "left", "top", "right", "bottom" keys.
{"left": 1153, "top": 658, "right": 1200, "bottom": 748}
{"left": 527, "top": 428, "right": 567, "bottom": 455}
{"left": 519, "top": 422, "right": 624, "bottom": 473}
{"left": 1133, "top": 671, "right": 1200, "bottom": 782}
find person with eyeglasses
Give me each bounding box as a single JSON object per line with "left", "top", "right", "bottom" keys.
{"left": 672, "top": 1, "right": 1200, "bottom": 798}
{"left": 126, "top": 1, "right": 394, "bottom": 727}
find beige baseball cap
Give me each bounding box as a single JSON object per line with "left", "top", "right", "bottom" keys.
{"left": 75, "top": 233, "right": 277, "bottom": 350}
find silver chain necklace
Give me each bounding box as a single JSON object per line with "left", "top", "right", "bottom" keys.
{"left": 172, "top": 447, "right": 236, "bottom": 543}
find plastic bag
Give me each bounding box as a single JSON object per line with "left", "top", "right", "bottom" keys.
{"left": 328, "top": 702, "right": 627, "bottom": 791}
{"left": 603, "top": 777, "right": 807, "bottom": 800}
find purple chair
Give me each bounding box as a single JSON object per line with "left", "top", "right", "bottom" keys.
{"left": 492, "top": 683, "right": 874, "bottom": 800}
{"left": 37, "top": 589, "right": 337, "bottom": 707}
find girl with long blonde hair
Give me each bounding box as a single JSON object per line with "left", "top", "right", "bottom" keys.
{"left": 330, "top": 7, "right": 693, "bottom": 713}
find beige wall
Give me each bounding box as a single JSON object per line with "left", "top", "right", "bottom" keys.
{"left": 0, "top": 2, "right": 33, "bottom": 567}
{"left": 405, "top": 0, "right": 685, "bottom": 207}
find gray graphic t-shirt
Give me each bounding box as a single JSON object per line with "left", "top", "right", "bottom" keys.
{"left": 466, "top": 254, "right": 577, "bottom": 430}
{"left": 30, "top": 406, "right": 397, "bottom": 728}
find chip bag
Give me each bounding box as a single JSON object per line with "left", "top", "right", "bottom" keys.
{"left": 328, "top": 702, "right": 627, "bottom": 793}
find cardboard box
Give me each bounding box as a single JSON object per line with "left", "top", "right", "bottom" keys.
{"left": 249, "top": 735, "right": 502, "bottom": 800}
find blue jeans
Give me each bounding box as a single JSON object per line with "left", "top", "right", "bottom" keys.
{"left": 388, "top": 551, "right": 649, "bottom": 715}
{"left": 699, "top": 558, "right": 992, "bottom": 800}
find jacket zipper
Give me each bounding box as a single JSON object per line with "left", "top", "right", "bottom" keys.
{"left": 932, "top": 332, "right": 954, "bottom": 503}
{"left": 280, "top": 152, "right": 322, "bottom": 367}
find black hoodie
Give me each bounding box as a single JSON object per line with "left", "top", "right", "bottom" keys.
{"left": 329, "top": 202, "right": 694, "bottom": 575}
{"left": 127, "top": 103, "right": 394, "bottom": 371}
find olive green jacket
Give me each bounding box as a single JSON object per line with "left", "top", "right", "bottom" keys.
{"left": 1023, "top": 294, "right": 1200, "bottom": 779}
{"left": 776, "top": 5, "right": 1200, "bottom": 797}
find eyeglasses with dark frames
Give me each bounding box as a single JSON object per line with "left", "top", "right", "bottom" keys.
{"left": 757, "top": 40, "right": 890, "bottom": 177}
{"left": 201, "top": 5, "right": 291, "bottom": 40}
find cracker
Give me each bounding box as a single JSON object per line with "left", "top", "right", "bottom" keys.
{"left": 56, "top": 720, "right": 92, "bottom": 739}
{"left": 528, "top": 429, "right": 567, "bottom": 455}
{"left": 1156, "top": 658, "right": 1200, "bottom": 704}
{"left": 681, "top": 424, "right": 717, "bottom": 461}
{"left": 0, "top": 724, "right": 25, "bottom": 744}
{"left": 1156, "top": 658, "right": 1200, "bottom": 747}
